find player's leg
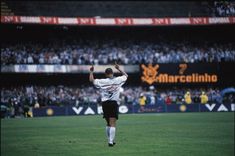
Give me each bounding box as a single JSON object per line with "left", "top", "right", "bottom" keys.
{"left": 108, "top": 101, "right": 118, "bottom": 146}
{"left": 102, "top": 102, "right": 111, "bottom": 143}
{"left": 108, "top": 117, "right": 116, "bottom": 145}
{"left": 105, "top": 118, "right": 110, "bottom": 139}
{"left": 109, "top": 117, "right": 116, "bottom": 127}
{"left": 103, "top": 101, "right": 118, "bottom": 146}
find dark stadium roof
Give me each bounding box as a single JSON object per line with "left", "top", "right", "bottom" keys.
{"left": 3, "top": 1, "right": 212, "bottom": 17}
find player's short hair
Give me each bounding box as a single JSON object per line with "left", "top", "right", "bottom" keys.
{"left": 105, "top": 68, "right": 113, "bottom": 75}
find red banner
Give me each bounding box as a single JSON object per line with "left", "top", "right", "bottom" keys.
{"left": 77, "top": 18, "right": 96, "bottom": 25}
{"left": 115, "top": 18, "right": 134, "bottom": 25}
{"left": 152, "top": 18, "right": 170, "bottom": 25}
{"left": 1, "top": 16, "right": 235, "bottom": 26}
{"left": 1, "top": 16, "right": 21, "bottom": 23}
{"left": 189, "top": 17, "right": 209, "bottom": 25}
{"left": 39, "top": 17, "right": 58, "bottom": 24}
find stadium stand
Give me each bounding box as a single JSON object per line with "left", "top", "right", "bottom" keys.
{"left": 4, "top": 1, "right": 212, "bottom": 17}
{"left": 1, "top": 25, "right": 235, "bottom": 65}
{"left": 1, "top": 85, "right": 233, "bottom": 108}
{"left": 213, "top": 1, "right": 235, "bottom": 16}
{"left": 2, "top": 39, "right": 234, "bottom": 65}
{"left": 1, "top": 1, "right": 14, "bottom": 15}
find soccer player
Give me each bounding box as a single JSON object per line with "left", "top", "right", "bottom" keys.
{"left": 89, "top": 62, "right": 128, "bottom": 147}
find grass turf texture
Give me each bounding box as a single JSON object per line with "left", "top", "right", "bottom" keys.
{"left": 1, "top": 112, "right": 234, "bottom": 156}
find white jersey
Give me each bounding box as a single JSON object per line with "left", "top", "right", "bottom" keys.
{"left": 93, "top": 75, "right": 127, "bottom": 102}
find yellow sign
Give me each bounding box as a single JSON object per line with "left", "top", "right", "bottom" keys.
{"left": 180, "top": 105, "right": 187, "bottom": 112}
{"left": 46, "top": 108, "right": 54, "bottom": 116}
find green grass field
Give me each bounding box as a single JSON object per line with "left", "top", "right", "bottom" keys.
{"left": 1, "top": 112, "right": 234, "bottom": 156}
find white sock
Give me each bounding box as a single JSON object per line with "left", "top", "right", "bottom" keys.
{"left": 106, "top": 126, "right": 110, "bottom": 139}
{"left": 109, "top": 127, "right": 116, "bottom": 144}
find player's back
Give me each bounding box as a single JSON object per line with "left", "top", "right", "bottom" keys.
{"left": 93, "top": 75, "right": 127, "bottom": 102}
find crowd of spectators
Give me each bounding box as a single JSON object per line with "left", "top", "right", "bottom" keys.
{"left": 213, "top": 1, "right": 235, "bottom": 16}
{"left": 1, "top": 40, "right": 235, "bottom": 65}
{"left": 1, "top": 85, "right": 233, "bottom": 109}
{"left": 1, "top": 85, "right": 234, "bottom": 118}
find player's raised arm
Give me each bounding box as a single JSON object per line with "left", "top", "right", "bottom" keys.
{"left": 115, "top": 62, "right": 128, "bottom": 78}
{"left": 89, "top": 65, "right": 94, "bottom": 83}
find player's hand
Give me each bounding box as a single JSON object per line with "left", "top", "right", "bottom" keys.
{"left": 90, "top": 65, "right": 94, "bottom": 72}
{"left": 115, "top": 61, "right": 119, "bottom": 70}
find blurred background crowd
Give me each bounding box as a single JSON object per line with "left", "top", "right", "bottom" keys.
{"left": 1, "top": 40, "right": 235, "bottom": 65}
{"left": 1, "top": 85, "right": 234, "bottom": 117}
{"left": 212, "top": 1, "right": 235, "bottom": 16}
